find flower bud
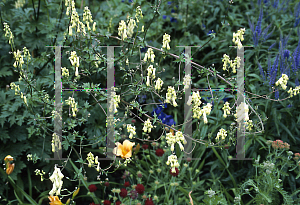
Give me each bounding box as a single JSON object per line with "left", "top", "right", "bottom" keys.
{"left": 104, "top": 182, "right": 109, "bottom": 187}
{"left": 72, "top": 187, "right": 80, "bottom": 199}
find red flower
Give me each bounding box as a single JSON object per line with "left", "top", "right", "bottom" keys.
{"left": 142, "top": 144, "right": 148, "bottom": 150}
{"left": 104, "top": 182, "right": 109, "bottom": 187}
{"left": 155, "top": 148, "right": 164, "bottom": 157}
{"left": 103, "top": 200, "right": 111, "bottom": 205}
{"left": 135, "top": 184, "right": 145, "bottom": 194}
{"left": 169, "top": 167, "right": 179, "bottom": 177}
{"left": 115, "top": 201, "right": 121, "bottom": 205}
{"left": 88, "top": 184, "right": 97, "bottom": 192}
{"left": 124, "top": 181, "right": 130, "bottom": 187}
{"left": 119, "top": 188, "right": 128, "bottom": 198}
{"left": 145, "top": 198, "right": 154, "bottom": 205}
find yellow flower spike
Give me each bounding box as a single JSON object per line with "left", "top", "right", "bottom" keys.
{"left": 48, "top": 195, "right": 63, "bottom": 205}
{"left": 113, "top": 140, "right": 135, "bottom": 159}
{"left": 66, "top": 198, "right": 71, "bottom": 205}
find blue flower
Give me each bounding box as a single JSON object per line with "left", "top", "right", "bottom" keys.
{"left": 170, "top": 17, "right": 177, "bottom": 23}
{"left": 268, "top": 54, "right": 279, "bottom": 87}
{"left": 160, "top": 113, "right": 176, "bottom": 127}
{"left": 171, "top": 8, "right": 175, "bottom": 13}
{"left": 272, "top": 0, "right": 279, "bottom": 8}
{"left": 128, "top": 0, "right": 133, "bottom": 2}
{"left": 283, "top": 50, "right": 290, "bottom": 59}
{"left": 138, "top": 95, "right": 147, "bottom": 104}
{"left": 163, "top": 15, "right": 167, "bottom": 20}
{"left": 257, "top": 61, "right": 266, "bottom": 83}
{"left": 275, "top": 90, "right": 279, "bottom": 100}
{"left": 248, "top": 8, "right": 274, "bottom": 47}
{"left": 141, "top": 47, "right": 147, "bottom": 53}
{"left": 207, "top": 30, "right": 216, "bottom": 36}
{"left": 168, "top": 1, "right": 172, "bottom": 5}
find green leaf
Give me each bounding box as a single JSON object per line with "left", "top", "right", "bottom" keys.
{"left": 69, "top": 160, "right": 100, "bottom": 204}
{"left": 278, "top": 121, "right": 296, "bottom": 143}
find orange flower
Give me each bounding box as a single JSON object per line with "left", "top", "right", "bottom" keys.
{"left": 4, "top": 155, "right": 14, "bottom": 175}
{"left": 113, "top": 140, "right": 135, "bottom": 159}
{"left": 6, "top": 163, "right": 15, "bottom": 175}
{"left": 48, "top": 195, "right": 63, "bottom": 205}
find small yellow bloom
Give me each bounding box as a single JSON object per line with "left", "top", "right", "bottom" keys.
{"left": 113, "top": 140, "right": 135, "bottom": 159}
{"left": 48, "top": 195, "right": 63, "bottom": 205}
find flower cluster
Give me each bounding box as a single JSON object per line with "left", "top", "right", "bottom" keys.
{"left": 65, "top": 96, "right": 78, "bottom": 117}
{"left": 65, "top": 0, "right": 88, "bottom": 36}
{"left": 83, "top": 6, "right": 96, "bottom": 32}
{"left": 127, "top": 18, "right": 136, "bottom": 38}
{"left": 155, "top": 78, "right": 164, "bottom": 92}
{"left": 51, "top": 133, "right": 62, "bottom": 153}
{"left": 271, "top": 140, "right": 290, "bottom": 150}
{"left": 143, "top": 48, "right": 155, "bottom": 63}
{"left": 287, "top": 85, "right": 300, "bottom": 98}
{"left": 293, "top": 153, "right": 300, "bottom": 161}
{"left": 49, "top": 165, "right": 64, "bottom": 196}
{"left": 69, "top": 51, "right": 80, "bottom": 77}
{"left": 234, "top": 102, "right": 249, "bottom": 123}
{"left": 166, "top": 154, "right": 180, "bottom": 173}
{"left": 108, "top": 87, "right": 120, "bottom": 114}
{"left": 222, "top": 101, "right": 231, "bottom": 118}
{"left": 135, "top": 6, "right": 143, "bottom": 23}
{"left": 162, "top": 33, "right": 171, "bottom": 50}
{"left": 275, "top": 73, "right": 289, "bottom": 90}
{"left": 34, "top": 169, "right": 46, "bottom": 181}
{"left": 118, "top": 20, "right": 127, "bottom": 40}
{"left": 142, "top": 118, "right": 154, "bottom": 133}
{"left": 88, "top": 184, "right": 97, "bottom": 192}
{"left": 61, "top": 67, "right": 69, "bottom": 78}
{"left": 10, "top": 82, "right": 28, "bottom": 106}
{"left": 165, "top": 86, "right": 178, "bottom": 107}
{"left": 262, "top": 160, "right": 275, "bottom": 174}
{"left": 146, "top": 65, "right": 156, "bottom": 86}
{"left": 126, "top": 124, "right": 136, "bottom": 139}
{"left": 222, "top": 54, "right": 241, "bottom": 73}
{"left": 86, "top": 152, "right": 100, "bottom": 171}
{"left": 183, "top": 74, "right": 191, "bottom": 90}
{"left": 13, "top": 49, "right": 24, "bottom": 68}
{"left": 166, "top": 130, "right": 187, "bottom": 152}
{"left": 3, "top": 22, "right": 14, "bottom": 45}
{"left": 215, "top": 128, "right": 227, "bottom": 141}
{"left": 232, "top": 28, "right": 246, "bottom": 49}
{"left": 245, "top": 119, "right": 254, "bottom": 131}
{"left": 187, "top": 91, "right": 212, "bottom": 123}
